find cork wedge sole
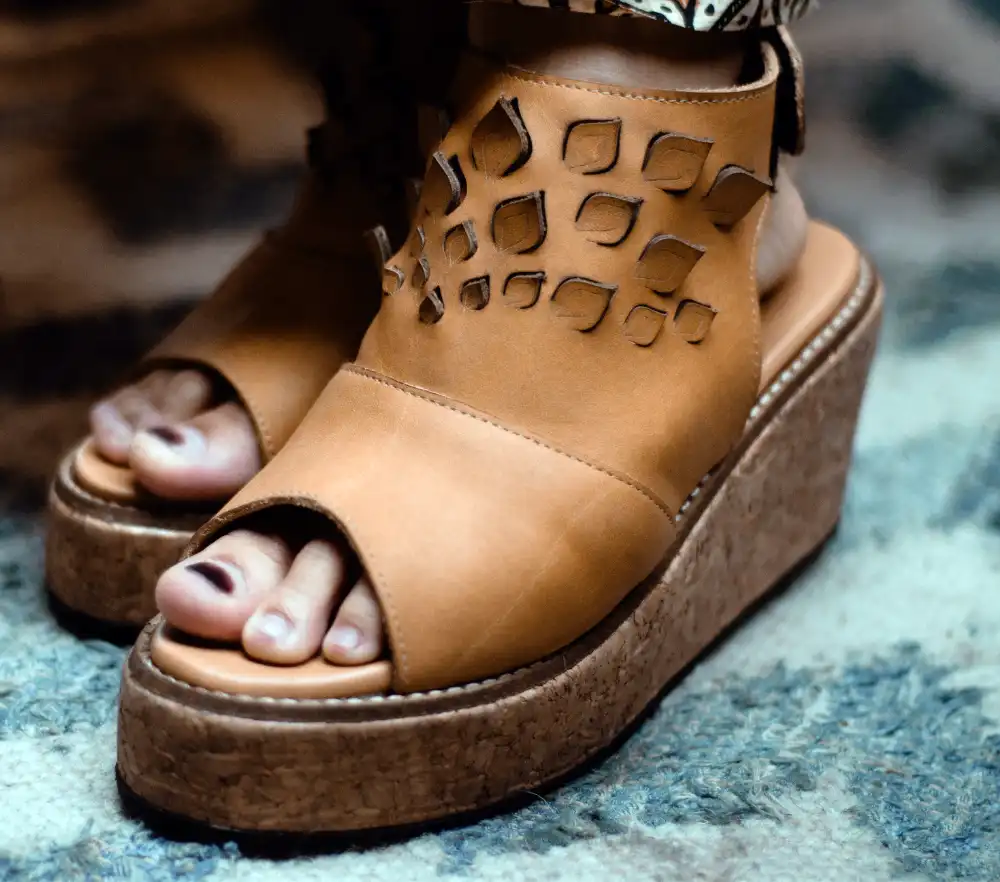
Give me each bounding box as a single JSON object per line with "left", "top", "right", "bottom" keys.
{"left": 117, "top": 259, "right": 882, "bottom": 835}
{"left": 46, "top": 452, "right": 211, "bottom": 627}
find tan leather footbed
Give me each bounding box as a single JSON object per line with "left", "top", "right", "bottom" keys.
{"left": 150, "top": 221, "right": 862, "bottom": 700}
{"left": 73, "top": 440, "right": 143, "bottom": 505}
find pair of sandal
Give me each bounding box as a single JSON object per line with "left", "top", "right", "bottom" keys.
{"left": 49, "top": 32, "right": 881, "bottom": 834}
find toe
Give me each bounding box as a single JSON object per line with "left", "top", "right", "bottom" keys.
{"left": 90, "top": 370, "right": 214, "bottom": 467}
{"left": 156, "top": 530, "right": 292, "bottom": 641}
{"left": 90, "top": 376, "right": 166, "bottom": 464}
{"left": 323, "top": 578, "right": 385, "bottom": 666}
{"left": 128, "top": 402, "right": 261, "bottom": 501}
{"left": 243, "top": 539, "right": 347, "bottom": 665}
{"left": 152, "top": 369, "right": 214, "bottom": 423}
{"left": 89, "top": 400, "right": 136, "bottom": 464}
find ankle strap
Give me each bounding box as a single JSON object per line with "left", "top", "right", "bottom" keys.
{"left": 767, "top": 25, "right": 806, "bottom": 159}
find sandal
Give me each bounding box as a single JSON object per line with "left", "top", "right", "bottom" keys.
{"left": 118, "top": 35, "right": 882, "bottom": 832}
{"left": 45, "top": 164, "right": 389, "bottom": 626}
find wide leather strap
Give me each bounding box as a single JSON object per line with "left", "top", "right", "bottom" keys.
{"left": 190, "top": 48, "right": 782, "bottom": 691}
{"left": 363, "top": 49, "right": 779, "bottom": 512}
{"left": 198, "top": 368, "right": 673, "bottom": 692}
{"left": 144, "top": 175, "right": 380, "bottom": 460}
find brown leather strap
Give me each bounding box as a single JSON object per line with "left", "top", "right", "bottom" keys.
{"left": 144, "top": 175, "right": 380, "bottom": 460}
{"left": 768, "top": 25, "right": 806, "bottom": 158}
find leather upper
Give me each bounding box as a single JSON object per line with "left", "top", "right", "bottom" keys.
{"left": 143, "top": 175, "right": 382, "bottom": 461}
{"left": 360, "top": 51, "right": 779, "bottom": 513}
{"left": 189, "top": 48, "right": 789, "bottom": 692}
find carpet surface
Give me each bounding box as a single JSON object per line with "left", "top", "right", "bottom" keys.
{"left": 2, "top": 1, "right": 1000, "bottom": 880}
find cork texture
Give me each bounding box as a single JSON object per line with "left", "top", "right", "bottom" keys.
{"left": 45, "top": 454, "right": 208, "bottom": 626}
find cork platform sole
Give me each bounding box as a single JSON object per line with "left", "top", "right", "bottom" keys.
{"left": 46, "top": 453, "right": 211, "bottom": 627}
{"left": 117, "top": 259, "right": 882, "bottom": 835}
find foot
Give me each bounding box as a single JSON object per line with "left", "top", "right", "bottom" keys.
{"left": 156, "top": 10, "right": 810, "bottom": 665}
{"left": 91, "top": 370, "right": 261, "bottom": 502}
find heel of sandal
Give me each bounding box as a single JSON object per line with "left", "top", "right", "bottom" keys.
{"left": 669, "top": 269, "right": 884, "bottom": 653}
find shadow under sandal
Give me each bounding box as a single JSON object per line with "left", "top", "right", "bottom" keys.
{"left": 46, "top": 163, "right": 383, "bottom": 627}
{"left": 118, "top": 40, "right": 883, "bottom": 832}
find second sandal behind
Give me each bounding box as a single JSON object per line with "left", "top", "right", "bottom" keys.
{"left": 118, "top": 38, "right": 882, "bottom": 832}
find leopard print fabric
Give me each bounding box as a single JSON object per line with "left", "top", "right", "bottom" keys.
{"left": 479, "top": 0, "right": 817, "bottom": 30}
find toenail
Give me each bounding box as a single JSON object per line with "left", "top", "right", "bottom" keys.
{"left": 327, "top": 625, "right": 362, "bottom": 651}
{"left": 187, "top": 561, "right": 236, "bottom": 594}
{"left": 147, "top": 425, "right": 184, "bottom": 445}
{"left": 253, "top": 611, "right": 293, "bottom": 644}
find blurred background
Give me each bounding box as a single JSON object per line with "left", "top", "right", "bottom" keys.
{"left": 0, "top": 0, "right": 998, "bottom": 507}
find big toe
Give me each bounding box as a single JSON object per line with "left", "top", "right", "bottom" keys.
{"left": 129, "top": 402, "right": 261, "bottom": 501}
{"left": 156, "top": 530, "right": 292, "bottom": 641}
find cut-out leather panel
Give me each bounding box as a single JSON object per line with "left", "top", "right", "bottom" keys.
{"left": 623, "top": 304, "right": 668, "bottom": 347}
{"left": 415, "top": 225, "right": 427, "bottom": 253}
{"left": 471, "top": 97, "right": 532, "bottom": 178}
{"left": 575, "top": 193, "right": 642, "bottom": 247}
{"left": 412, "top": 255, "right": 431, "bottom": 290}
{"left": 551, "top": 277, "right": 617, "bottom": 332}
{"left": 382, "top": 265, "right": 405, "bottom": 296}
{"left": 459, "top": 276, "right": 491, "bottom": 311}
{"left": 365, "top": 225, "right": 392, "bottom": 271}
{"left": 634, "top": 235, "right": 706, "bottom": 294}
{"left": 563, "top": 119, "right": 622, "bottom": 175}
{"left": 642, "top": 133, "right": 714, "bottom": 192}
{"left": 419, "top": 287, "right": 446, "bottom": 325}
{"left": 424, "top": 152, "right": 467, "bottom": 215}
{"left": 674, "top": 299, "right": 717, "bottom": 343}
{"left": 492, "top": 192, "right": 547, "bottom": 254}
{"left": 503, "top": 271, "right": 545, "bottom": 309}
{"left": 702, "top": 165, "right": 771, "bottom": 228}
{"left": 443, "top": 220, "right": 478, "bottom": 265}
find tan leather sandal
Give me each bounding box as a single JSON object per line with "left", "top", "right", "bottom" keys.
{"left": 45, "top": 164, "right": 388, "bottom": 626}
{"left": 118, "top": 37, "right": 882, "bottom": 832}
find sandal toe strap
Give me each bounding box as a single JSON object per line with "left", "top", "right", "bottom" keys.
{"left": 189, "top": 368, "right": 673, "bottom": 693}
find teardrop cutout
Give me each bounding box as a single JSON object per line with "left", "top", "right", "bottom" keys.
{"left": 642, "top": 133, "right": 713, "bottom": 192}
{"left": 471, "top": 97, "right": 532, "bottom": 178}
{"left": 551, "top": 277, "right": 617, "bottom": 332}
{"left": 674, "top": 299, "right": 717, "bottom": 343}
{"left": 492, "top": 192, "right": 547, "bottom": 254}
{"left": 575, "top": 193, "right": 642, "bottom": 247}
{"left": 459, "top": 276, "right": 491, "bottom": 311}
{"left": 634, "top": 235, "right": 705, "bottom": 294}
{"left": 702, "top": 165, "right": 771, "bottom": 228}
{"left": 503, "top": 272, "right": 545, "bottom": 309}
{"left": 623, "top": 305, "right": 668, "bottom": 347}
{"left": 563, "top": 119, "right": 621, "bottom": 175}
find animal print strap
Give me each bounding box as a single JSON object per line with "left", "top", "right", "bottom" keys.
{"left": 482, "top": 0, "right": 817, "bottom": 31}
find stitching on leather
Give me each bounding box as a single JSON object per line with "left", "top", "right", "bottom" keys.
{"left": 345, "top": 365, "right": 675, "bottom": 520}
{"left": 505, "top": 70, "right": 769, "bottom": 106}
{"left": 240, "top": 388, "right": 275, "bottom": 461}
{"left": 748, "top": 199, "right": 768, "bottom": 394}
{"left": 144, "top": 261, "right": 874, "bottom": 708}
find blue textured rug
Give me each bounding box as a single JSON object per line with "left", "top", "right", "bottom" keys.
{"left": 2, "top": 1, "right": 1000, "bottom": 879}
